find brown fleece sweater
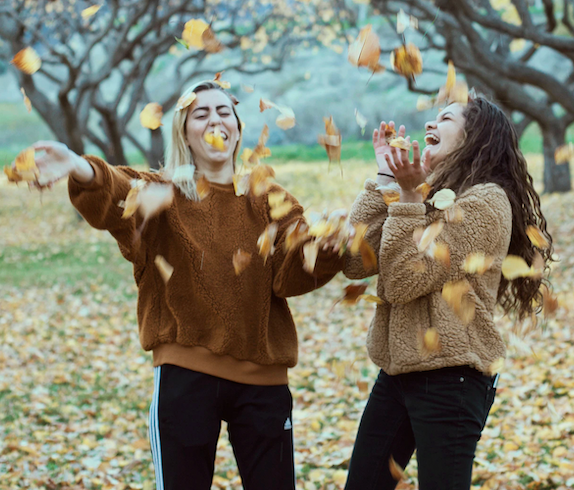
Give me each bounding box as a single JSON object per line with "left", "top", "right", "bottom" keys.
{"left": 69, "top": 156, "right": 344, "bottom": 384}
{"left": 345, "top": 179, "right": 512, "bottom": 376}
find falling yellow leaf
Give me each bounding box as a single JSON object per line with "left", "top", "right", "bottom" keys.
{"left": 423, "top": 327, "right": 440, "bottom": 353}
{"left": 154, "top": 255, "right": 174, "bottom": 283}
{"left": 444, "top": 204, "right": 465, "bottom": 223}
{"left": 437, "top": 62, "right": 468, "bottom": 106}
{"left": 509, "top": 38, "right": 526, "bottom": 52}
{"left": 275, "top": 109, "right": 296, "bottom": 130}
{"left": 359, "top": 240, "right": 377, "bottom": 271}
{"left": 463, "top": 253, "right": 495, "bottom": 275}
{"left": 202, "top": 25, "right": 224, "bottom": 53}
{"left": 182, "top": 19, "right": 209, "bottom": 49}
{"left": 241, "top": 84, "right": 255, "bottom": 93}
{"left": 526, "top": 225, "right": 549, "bottom": 249}
{"left": 175, "top": 92, "right": 197, "bottom": 112}
{"left": 268, "top": 191, "right": 293, "bottom": 220}
{"left": 232, "top": 174, "right": 249, "bottom": 197}
{"left": 416, "top": 220, "right": 444, "bottom": 252}
{"left": 257, "top": 223, "right": 278, "bottom": 264}
{"left": 501, "top": 255, "right": 542, "bottom": 280}
{"left": 391, "top": 43, "right": 422, "bottom": 79}
{"left": 196, "top": 175, "right": 210, "bottom": 200}
{"left": 488, "top": 357, "right": 505, "bottom": 375}
{"left": 249, "top": 165, "right": 275, "bottom": 196}
{"left": 389, "top": 456, "right": 406, "bottom": 481}
{"left": 81, "top": 5, "right": 101, "bottom": 19}
{"left": 11, "top": 47, "right": 42, "bottom": 75}
{"left": 303, "top": 240, "right": 320, "bottom": 273}
{"left": 348, "top": 25, "right": 385, "bottom": 73}
{"left": 358, "top": 294, "right": 383, "bottom": 304}
{"left": 355, "top": 109, "right": 367, "bottom": 134}
{"left": 140, "top": 103, "right": 163, "bottom": 130}
{"left": 204, "top": 126, "right": 225, "bottom": 151}
{"left": 396, "top": 9, "right": 418, "bottom": 34}
{"left": 248, "top": 125, "right": 272, "bottom": 165}
{"left": 416, "top": 95, "right": 435, "bottom": 111}
{"left": 20, "top": 88, "right": 32, "bottom": 113}
{"left": 232, "top": 249, "right": 252, "bottom": 275}
{"left": 428, "top": 188, "right": 456, "bottom": 210}
{"left": 445, "top": 61, "right": 456, "bottom": 93}
{"left": 350, "top": 223, "right": 368, "bottom": 254}
{"left": 442, "top": 279, "right": 476, "bottom": 324}
{"left": 260, "top": 99, "right": 276, "bottom": 112}
{"left": 389, "top": 136, "right": 411, "bottom": 151}
{"left": 5, "top": 147, "right": 39, "bottom": 183}
{"left": 213, "top": 71, "right": 231, "bottom": 89}
{"left": 428, "top": 242, "right": 450, "bottom": 268}
{"left": 416, "top": 182, "right": 432, "bottom": 200}
{"left": 137, "top": 183, "right": 174, "bottom": 220}
{"left": 541, "top": 284, "right": 558, "bottom": 319}
{"left": 555, "top": 143, "right": 574, "bottom": 164}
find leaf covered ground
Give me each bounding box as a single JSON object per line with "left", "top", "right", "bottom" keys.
{"left": 1, "top": 157, "right": 573, "bottom": 490}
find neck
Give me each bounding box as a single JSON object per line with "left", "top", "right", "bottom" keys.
{"left": 196, "top": 159, "right": 234, "bottom": 184}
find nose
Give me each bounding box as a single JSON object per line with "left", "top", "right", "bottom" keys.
{"left": 208, "top": 110, "right": 222, "bottom": 125}
{"left": 425, "top": 120, "right": 437, "bottom": 132}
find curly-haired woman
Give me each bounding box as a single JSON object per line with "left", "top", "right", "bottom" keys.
{"left": 343, "top": 96, "right": 552, "bottom": 489}
{"left": 27, "top": 81, "right": 344, "bottom": 490}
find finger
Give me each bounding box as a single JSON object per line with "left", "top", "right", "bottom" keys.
{"left": 372, "top": 129, "right": 378, "bottom": 147}
{"left": 412, "top": 141, "right": 421, "bottom": 167}
{"left": 385, "top": 153, "right": 398, "bottom": 174}
{"left": 31, "top": 141, "right": 58, "bottom": 152}
{"left": 398, "top": 125, "right": 406, "bottom": 138}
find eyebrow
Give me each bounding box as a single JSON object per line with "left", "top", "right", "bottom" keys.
{"left": 439, "top": 111, "right": 454, "bottom": 118}
{"left": 192, "top": 104, "right": 232, "bottom": 113}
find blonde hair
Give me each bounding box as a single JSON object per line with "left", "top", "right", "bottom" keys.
{"left": 164, "top": 80, "right": 243, "bottom": 200}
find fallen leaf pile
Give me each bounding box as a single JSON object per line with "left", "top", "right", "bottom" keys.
{"left": 1, "top": 154, "right": 573, "bottom": 490}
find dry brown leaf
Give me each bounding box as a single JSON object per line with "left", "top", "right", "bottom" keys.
{"left": 389, "top": 456, "right": 406, "bottom": 481}
{"left": 140, "top": 103, "right": 163, "bottom": 130}
{"left": 257, "top": 223, "right": 278, "bottom": 264}
{"left": 340, "top": 283, "right": 369, "bottom": 305}
{"left": 202, "top": 25, "right": 224, "bottom": 53}
{"left": 442, "top": 279, "right": 476, "bottom": 324}
{"left": 554, "top": 143, "right": 573, "bottom": 165}
{"left": 11, "top": 47, "right": 41, "bottom": 75}
{"left": 284, "top": 220, "right": 309, "bottom": 252}
{"left": 526, "top": 225, "right": 549, "bottom": 249}
{"left": 318, "top": 116, "right": 342, "bottom": 170}
{"left": 348, "top": 25, "right": 385, "bottom": 73}
{"left": 213, "top": 71, "right": 231, "bottom": 89}
{"left": 232, "top": 249, "right": 252, "bottom": 275}
{"left": 391, "top": 43, "right": 423, "bottom": 80}
{"left": 248, "top": 125, "right": 272, "bottom": 165}
{"left": 357, "top": 380, "right": 369, "bottom": 392}
{"left": 541, "top": 284, "right": 558, "bottom": 319}
{"left": 358, "top": 294, "right": 383, "bottom": 304}
{"left": 260, "top": 99, "right": 276, "bottom": 112}
{"left": 20, "top": 88, "right": 32, "bottom": 113}
{"left": 389, "top": 136, "right": 411, "bottom": 151}
{"left": 154, "top": 255, "right": 174, "bottom": 283}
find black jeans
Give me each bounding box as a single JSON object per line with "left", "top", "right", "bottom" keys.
{"left": 149, "top": 364, "right": 295, "bottom": 490}
{"left": 345, "top": 366, "right": 497, "bottom": 490}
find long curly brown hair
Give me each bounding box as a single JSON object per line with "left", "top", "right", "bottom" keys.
{"left": 427, "top": 95, "right": 553, "bottom": 320}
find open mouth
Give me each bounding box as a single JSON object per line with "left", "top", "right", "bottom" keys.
{"left": 424, "top": 133, "right": 440, "bottom": 146}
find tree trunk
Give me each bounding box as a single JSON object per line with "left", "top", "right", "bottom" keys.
{"left": 99, "top": 113, "right": 129, "bottom": 167}
{"left": 148, "top": 128, "right": 164, "bottom": 170}
{"left": 541, "top": 125, "right": 571, "bottom": 193}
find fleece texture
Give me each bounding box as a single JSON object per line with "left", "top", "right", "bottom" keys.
{"left": 344, "top": 179, "right": 512, "bottom": 375}
{"left": 68, "top": 156, "right": 344, "bottom": 368}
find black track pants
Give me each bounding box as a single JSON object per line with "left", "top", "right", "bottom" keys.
{"left": 149, "top": 364, "right": 296, "bottom": 490}
{"left": 345, "top": 366, "right": 498, "bottom": 490}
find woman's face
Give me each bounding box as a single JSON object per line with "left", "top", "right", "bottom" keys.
{"left": 423, "top": 103, "right": 466, "bottom": 171}
{"left": 185, "top": 89, "right": 240, "bottom": 168}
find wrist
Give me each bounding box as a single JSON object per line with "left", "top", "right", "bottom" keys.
{"left": 399, "top": 189, "right": 424, "bottom": 203}
{"left": 71, "top": 154, "right": 95, "bottom": 183}
{"left": 377, "top": 172, "right": 395, "bottom": 179}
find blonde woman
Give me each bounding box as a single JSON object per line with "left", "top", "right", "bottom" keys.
{"left": 28, "top": 81, "right": 344, "bottom": 490}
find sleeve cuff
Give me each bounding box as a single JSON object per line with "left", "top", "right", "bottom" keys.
{"left": 68, "top": 155, "right": 107, "bottom": 190}
{"left": 387, "top": 202, "right": 427, "bottom": 217}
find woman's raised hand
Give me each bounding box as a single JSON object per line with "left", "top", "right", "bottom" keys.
{"left": 31, "top": 141, "right": 94, "bottom": 186}
{"left": 384, "top": 135, "right": 427, "bottom": 202}
{"left": 373, "top": 121, "right": 405, "bottom": 175}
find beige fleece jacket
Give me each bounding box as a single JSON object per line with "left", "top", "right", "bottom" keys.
{"left": 345, "top": 179, "right": 512, "bottom": 375}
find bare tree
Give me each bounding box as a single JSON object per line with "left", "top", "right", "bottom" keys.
{"left": 371, "top": 0, "right": 574, "bottom": 193}
{"left": 0, "top": 0, "right": 352, "bottom": 168}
